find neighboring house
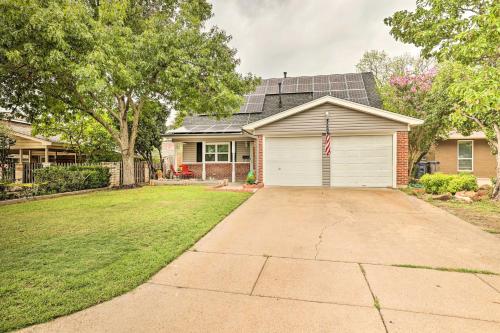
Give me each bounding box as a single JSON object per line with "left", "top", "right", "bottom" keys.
{"left": 427, "top": 131, "right": 496, "bottom": 179}
{"left": 164, "top": 72, "right": 423, "bottom": 187}
{"left": 1, "top": 118, "right": 77, "bottom": 163}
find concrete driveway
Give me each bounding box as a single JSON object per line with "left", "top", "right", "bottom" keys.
{"left": 25, "top": 188, "right": 500, "bottom": 333}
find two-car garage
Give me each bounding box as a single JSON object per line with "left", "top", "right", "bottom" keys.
{"left": 264, "top": 135, "right": 394, "bottom": 187}
{"left": 244, "top": 96, "right": 422, "bottom": 188}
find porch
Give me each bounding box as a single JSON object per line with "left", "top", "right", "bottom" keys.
{"left": 168, "top": 135, "right": 256, "bottom": 183}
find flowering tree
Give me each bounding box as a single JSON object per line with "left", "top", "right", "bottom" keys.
{"left": 382, "top": 68, "right": 452, "bottom": 177}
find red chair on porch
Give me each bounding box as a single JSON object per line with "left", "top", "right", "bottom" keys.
{"left": 180, "top": 164, "right": 195, "bottom": 179}
{"left": 169, "top": 164, "right": 181, "bottom": 178}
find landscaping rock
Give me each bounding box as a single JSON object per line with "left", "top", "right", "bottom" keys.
{"left": 473, "top": 189, "right": 490, "bottom": 201}
{"left": 454, "top": 193, "right": 473, "bottom": 203}
{"left": 432, "top": 193, "right": 452, "bottom": 201}
{"left": 456, "top": 191, "right": 476, "bottom": 199}
{"left": 479, "top": 184, "right": 492, "bottom": 190}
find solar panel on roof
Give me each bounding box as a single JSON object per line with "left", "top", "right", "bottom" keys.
{"left": 347, "top": 81, "right": 365, "bottom": 90}
{"left": 330, "top": 81, "right": 347, "bottom": 90}
{"left": 298, "top": 76, "right": 313, "bottom": 85}
{"left": 281, "top": 84, "right": 297, "bottom": 93}
{"left": 297, "top": 84, "right": 312, "bottom": 93}
{"left": 232, "top": 72, "right": 370, "bottom": 115}
{"left": 348, "top": 89, "right": 368, "bottom": 99}
{"left": 345, "top": 73, "right": 363, "bottom": 82}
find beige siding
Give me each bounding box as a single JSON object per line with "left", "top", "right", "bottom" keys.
{"left": 236, "top": 141, "right": 250, "bottom": 162}
{"left": 434, "top": 139, "right": 496, "bottom": 178}
{"left": 182, "top": 142, "right": 197, "bottom": 163}
{"left": 255, "top": 103, "right": 407, "bottom": 135}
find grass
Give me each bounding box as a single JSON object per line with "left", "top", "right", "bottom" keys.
{"left": 392, "top": 264, "right": 498, "bottom": 275}
{"left": 402, "top": 188, "right": 500, "bottom": 234}
{"left": 0, "top": 186, "right": 251, "bottom": 332}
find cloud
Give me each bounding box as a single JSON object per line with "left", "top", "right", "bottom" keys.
{"left": 209, "top": 0, "right": 419, "bottom": 78}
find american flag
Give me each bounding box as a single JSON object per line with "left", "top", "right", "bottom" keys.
{"left": 325, "top": 117, "right": 331, "bottom": 156}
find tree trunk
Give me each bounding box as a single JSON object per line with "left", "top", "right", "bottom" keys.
{"left": 493, "top": 153, "right": 500, "bottom": 200}
{"left": 122, "top": 153, "right": 135, "bottom": 186}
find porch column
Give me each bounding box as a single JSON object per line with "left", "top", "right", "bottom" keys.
{"left": 43, "top": 146, "right": 50, "bottom": 167}
{"left": 28, "top": 150, "right": 32, "bottom": 163}
{"left": 231, "top": 141, "right": 236, "bottom": 183}
{"left": 249, "top": 141, "right": 254, "bottom": 172}
{"left": 19, "top": 149, "right": 23, "bottom": 163}
{"left": 202, "top": 141, "right": 206, "bottom": 180}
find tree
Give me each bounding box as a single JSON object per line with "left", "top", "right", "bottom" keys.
{"left": 0, "top": 0, "right": 258, "bottom": 185}
{"left": 134, "top": 99, "right": 170, "bottom": 177}
{"left": 356, "top": 50, "right": 434, "bottom": 86}
{"left": 0, "top": 123, "right": 15, "bottom": 181}
{"left": 381, "top": 67, "right": 452, "bottom": 176}
{"left": 356, "top": 51, "right": 448, "bottom": 177}
{"left": 32, "top": 114, "right": 119, "bottom": 162}
{"left": 385, "top": 0, "right": 500, "bottom": 199}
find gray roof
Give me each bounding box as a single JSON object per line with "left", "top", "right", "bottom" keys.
{"left": 169, "top": 72, "right": 381, "bottom": 135}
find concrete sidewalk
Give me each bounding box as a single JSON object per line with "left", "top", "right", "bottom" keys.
{"left": 24, "top": 188, "right": 500, "bottom": 333}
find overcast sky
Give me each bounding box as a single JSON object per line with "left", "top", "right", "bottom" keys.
{"left": 209, "top": 0, "right": 420, "bottom": 78}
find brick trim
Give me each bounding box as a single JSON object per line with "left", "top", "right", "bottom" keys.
{"left": 396, "top": 131, "right": 409, "bottom": 186}
{"left": 257, "top": 135, "right": 263, "bottom": 184}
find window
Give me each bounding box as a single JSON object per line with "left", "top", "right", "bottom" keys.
{"left": 457, "top": 140, "right": 473, "bottom": 171}
{"left": 205, "top": 143, "right": 229, "bottom": 162}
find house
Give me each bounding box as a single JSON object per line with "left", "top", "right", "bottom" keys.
{"left": 1, "top": 118, "right": 77, "bottom": 164}
{"left": 164, "top": 72, "right": 423, "bottom": 187}
{"left": 427, "top": 131, "right": 496, "bottom": 179}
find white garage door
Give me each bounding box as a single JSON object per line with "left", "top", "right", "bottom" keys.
{"left": 265, "top": 136, "right": 322, "bottom": 186}
{"left": 331, "top": 135, "right": 393, "bottom": 187}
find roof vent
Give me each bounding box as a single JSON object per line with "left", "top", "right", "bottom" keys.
{"left": 283, "top": 72, "right": 287, "bottom": 78}
{"left": 278, "top": 82, "right": 282, "bottom": 108}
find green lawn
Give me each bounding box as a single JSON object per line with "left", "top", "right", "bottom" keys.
{"left": 0, "top": 186, "right": 251, "bottom": 332}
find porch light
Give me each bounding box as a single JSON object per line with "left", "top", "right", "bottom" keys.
{"left": 325, "top": 111, "right": 329, "bottom": 119}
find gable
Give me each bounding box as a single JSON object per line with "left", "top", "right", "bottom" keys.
{"left": 254, "top": 102, "right": 408, "bottom": 135}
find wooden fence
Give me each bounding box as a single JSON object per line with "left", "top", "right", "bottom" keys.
{"left": 120, "top": 160, "right": 146, "bottom": 185}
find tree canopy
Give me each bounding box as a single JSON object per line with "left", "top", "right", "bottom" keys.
{"left": 385, "top": 0, "right": 500, "bottom": 198}
{"left": 0, "top": 0, "right": 258, "bottom": 184}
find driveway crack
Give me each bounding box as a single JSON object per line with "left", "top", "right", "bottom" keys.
{"left": 314, "top": 222, "right": 339, "bottom": 260}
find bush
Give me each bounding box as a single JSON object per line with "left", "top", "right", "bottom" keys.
{"left": 419, "top": 173, "right": 478, "bottom": 194}
{"left": 34, "top": 165, "right": 110, "bottom": 194}
{"left": 246, "top": 170, "right": 256, "bottom": 184}
{"left": 446, "top": 174, "right": 478, "bottom": 194}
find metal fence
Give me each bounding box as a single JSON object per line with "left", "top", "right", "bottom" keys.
{"left": 0, "top": 162, "right": 15, "bottom": 182}
{"left": 22, "top": 163, "right": 42, "bottom": 183}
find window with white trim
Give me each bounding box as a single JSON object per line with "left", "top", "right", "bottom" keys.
{"left": 457, "top": 140, "right": 473, "bottom": 171}
{"left": 205, "top": 143, "right": 229, "bottom": 162}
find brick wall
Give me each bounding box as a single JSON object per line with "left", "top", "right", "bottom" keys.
{"left": 257, "top": 135, "right": 263, "bottom": 184}
{"left": 396, "top": 131, "right": 409, "bottom": 186}
{"left": 183, "top": 163, "right": 250, "bottom": 182}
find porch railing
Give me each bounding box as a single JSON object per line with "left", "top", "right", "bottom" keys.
{"left": 0, "top": 162, "right": 15, "bottom": 183}
{"left": 22, "top": 163, "right": 42, "bottom": 183}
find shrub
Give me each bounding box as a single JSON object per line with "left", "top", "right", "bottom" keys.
{"left": 419, "top": 173, "right": 478, "bottom": 194}
{"left": 34, "top": 165, "right": 110, "bottom": 194}
{"left": 446, "top": 174, "right": 478, "bottom": 194}
{"left": 246, "top": 170, "right": 256, "bottom": 184}
{"left": 419, "top": 173, "right": 454, "bottom": 194}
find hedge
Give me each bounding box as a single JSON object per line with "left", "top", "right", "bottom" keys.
{"left": 419, "top": 173, "right": 478, "bottom": 194}
{"left": 34, "top": 165, "right": 110, "bottom": 194}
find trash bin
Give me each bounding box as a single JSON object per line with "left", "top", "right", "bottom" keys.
{"left": 415, "top": 161, "right": 429, "bottom": 179}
